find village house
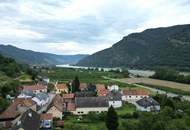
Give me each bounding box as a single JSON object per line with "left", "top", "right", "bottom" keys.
{"left": 108, "top": 84, "right": 119, "bottom": 92}
{"left": 62, "top": 93, "right": 75, "bottom": 103}
{"left": 40, "top": 113, "right": 53, "bottom": 129}
{"left": 32, "top": 93, "right": 49, "bottom": 106}
{"left": 96, "top": 84, "right": 108, "bottom": 96}
{"left": 66, "top": 102, "right": 76, "bottom": 113}
{"left": 55, "top": 83, "right": 68, "bottom": 94}
{"left": 22, "top": 84, "right": 47, "bottom": 94}
{"left": 17, "top": 90, "right": 35, "bottom": 99}
{"left": 42, "top": 76, "right": 50, "bottom": 84}
{"left": 107, "top": 92, "right": 122, "bottom": 108}
{"left": 47, "top": 95, "right": 64, "bottom": 119}
{"left": 122, "top": 89, "right": 149, "bottom": 101}
{"left": 12, "top": 109, "right": 40, "bottom": 130}
{"left": 74, "top": 97, "right": 109, "bottom": 115}
{"left": 75, "top": 91, "right": 96, "bottom": 97}
{"left": 0, "top": 98, "right": 36, "bottom": 128}
{"left": 135, "top": 97, "right": 160, "bottom": 112}
{"left": 79, "top": 83, "right": 88, "bottom": 91}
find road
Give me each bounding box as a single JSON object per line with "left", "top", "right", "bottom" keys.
{"left": 37, "top": 93, "right": 55, "bottom": 114}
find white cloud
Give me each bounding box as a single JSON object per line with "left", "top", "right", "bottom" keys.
{"left": 47, "top": 41, "right": 112, "bottom": 55}
{"left": 0, "top": 0, "right": 190, "bottom": 54}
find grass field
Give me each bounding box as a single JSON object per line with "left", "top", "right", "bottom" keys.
{"left": 57, "top": 103, "right": 136, "bottom": 130}
{"left": 47, "top": 68, "right": 128, "bottom": 84}
{"left": 119, "top": 78, "right": 190, "bottom": 92}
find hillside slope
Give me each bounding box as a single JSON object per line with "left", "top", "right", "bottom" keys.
{"left": 77, "top": 24, "right": 190, "bottom": 70}
{"left": 0, "top": 45, "right": 88, "bottom": 65}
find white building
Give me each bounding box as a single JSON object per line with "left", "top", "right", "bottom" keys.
{"left": 17, "top": 90, "right": 35, "bottom": 99}
{"left": 108, "top": 85, "right": 119, "bottom": 92}
{"left": 32, "top": 93, "right": 49, "bottom": 106}
{"left": 107, "top": 92, "right": 122, "bottom": 108}
{"left": 74, "top": 97, "right": 109, "bottom": 115}
{"left": 122, "top": 89, "right": 149, "bottom": 102}
{"left": 22, "top": 84, "right": 47, "bottom": 94}
{"left": 135, "top": 97, "right": 160, "bottom": 112}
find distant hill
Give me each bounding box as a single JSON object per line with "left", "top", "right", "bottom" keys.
{"left": 77, "top": 24, "right": 190, "bottom": 71}
{"left": 0, "top": 45, "right": 88, "bottom": 65}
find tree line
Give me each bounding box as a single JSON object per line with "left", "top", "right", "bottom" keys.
{"left": 151, "top": 67, "right": 190, "bottom": 84}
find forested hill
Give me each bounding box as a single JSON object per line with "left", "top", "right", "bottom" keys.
{"left": 0, "top": 45, "right": 88, "bottom": 65}
{"left": 77, "top": 24, "right": 190, "bottom": 71}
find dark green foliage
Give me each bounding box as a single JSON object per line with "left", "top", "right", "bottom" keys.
{"left": 121, "top": 95, "right": 190, "bottom": 130}
{"left": 0, "top": 45, "right": 88, "bottom": 65}
{"left": 0, "top": 54, "right": 22, "bottom": 77}
{"left": 0, "top": 97, "right": 9, "bottom": 112}
{"left": 151, "top": 67, "right": 190, "bottom": 84}
{"left": 106, "top": 106, "right": 119, "bottom": 130}
{"left": 77, "top": 24, "right": 190, "bottom": 71}
{"left": 71, "top": 76, "right": 80, "bottom": 92}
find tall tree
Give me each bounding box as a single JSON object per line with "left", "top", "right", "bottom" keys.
{"left": 72, "top": 76, "right": 80, "bottom": 92}
{"left": 106, "top": 106, "right": 119, "bottom": 130}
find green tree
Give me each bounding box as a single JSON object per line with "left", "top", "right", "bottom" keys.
{"left": 72, "top": 76, "right": 80, "bottom": 92}
{"left": 106, "top": 106, "right": 119, "bottom": 130}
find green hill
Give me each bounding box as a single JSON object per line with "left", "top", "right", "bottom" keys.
{"left": 77, "top": 24, "right": 190, "bottom": 71}
{"left": 0, "top": 45, "right": 88, "bottom": 65}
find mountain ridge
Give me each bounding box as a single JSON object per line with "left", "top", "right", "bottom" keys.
{"left": 0, "top": 44, "right": 88, "bottom": 65}
{"left": 77, "top": 24, "right": 190, "bottom": 71}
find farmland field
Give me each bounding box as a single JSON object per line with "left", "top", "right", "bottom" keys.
{"left": 119, "top": 78, "right": 190, "bottom": 92}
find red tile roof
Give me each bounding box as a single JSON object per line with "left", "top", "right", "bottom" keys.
{"left": 50, "top": 95, "right": 64, "bottom": 112}
{"left": 62, "top": 93, "right": 75, "bottom": 99}
{"left": 123, "top": 89, "right": 149, "bottom": 96}
{"left": 67, "top": 102, "right": 76, "bottom": 111}
{"left": 56, "top": 84, "right": 67, "bottom": 90}
{"left": 23, "top": 84, "right": 46, "bottom": 91}
{"left": 96, "top": 84, "right": 108, "bottom": 96}
{"left": 97, "top": 89, "right": 108, "bottom": 96}
{"left": 40, "top": 113, "right": 53, "bottom": 120}
{"left": 96, "top": 84, "right": 106, "bottom": 91}
{"left": 0, "top": 98, "right": 36, "bottom": 119}
{"left": 80, "top": 83, "right": 87, "bottom": 90}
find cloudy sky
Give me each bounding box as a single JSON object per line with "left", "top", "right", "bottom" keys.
{"left": 0, "top": 0, "right": 190, "bottom": 55}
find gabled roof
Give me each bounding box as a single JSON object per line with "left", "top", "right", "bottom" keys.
{"left": 35, "top": 93, "right": 49, "bottom": 101}
{"left": 0, "top": 98, "right": 36, "bottom": 120}
{"left": 56, "top": 83, "right": 67, "bottom": 90}
{"left": 107, "top": 91, "right": 122, "bottom": 101}
{"left": 62, "top": 93, "right": 75, "bottom": 99}
{"left": 40, "top": 113, "right": 53, "bottom": 120}
{"left": 67, "top": 102, "right": 76, "bottom": 111}
{"left": 136, "top": 97, "right": 160, "bottom": 107}
{"left": 21, "top": 90, "right": 35, "bottom": 97}
{"left": 123, "top": 89, "right": 149, "bottom": 96}
{"left": 12, "top": 109, "right": 40, "bottom": 130}
{"left": 23, "top": 84, "right": 46, "bottom": 91}
{"left": 49, "top": 95, "right": 64, "bottom": 112}
{"left": 75, "top": 91, "right": 96, "bottom": 97}
{"left": 80, "top": 83, "right": 88, "bottom": 90}
{"left": 96, "top": 84, "right": 106, "bottom": 91}
{"left": 75, "top": 97, "right": 109, "bottom": 108}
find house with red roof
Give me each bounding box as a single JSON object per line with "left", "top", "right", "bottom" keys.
{"left": 22, "top": 84, "right": 47, "bottom": 94}
{"left": 55, "top": 83, "right": 68, "bottom": 94}
{"left": 96, "top": 84, "right": 108, "bottom": 96}
{"left": 0, "top": 98, "right": 36, "bottom": 128}
{"left": 40, "top": 113, "right": 53, "bottom": 129}
{"left": 62, "top": 93, "right": 75, "bottom": 103}
{"left": 122, "top": 89, "right": 149, "bottom": 101}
